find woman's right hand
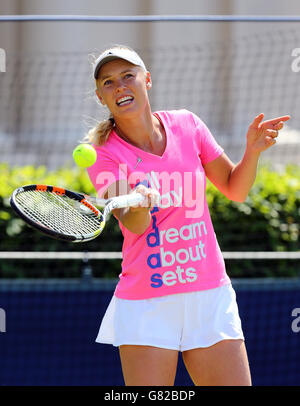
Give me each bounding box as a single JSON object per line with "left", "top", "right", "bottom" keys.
{"left": 130, "top": 184, "right": 160, "bottom": 212}
{"left": 103, "top": 180, "right": 160, "bottom": 234}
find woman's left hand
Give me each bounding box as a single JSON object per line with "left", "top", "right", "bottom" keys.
{"left": 246, "top": 113, "right": 290, "bottom": 154}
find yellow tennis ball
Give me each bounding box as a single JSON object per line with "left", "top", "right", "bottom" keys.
{"left": 72, "top": 144, "right": 97, "bottom": 168}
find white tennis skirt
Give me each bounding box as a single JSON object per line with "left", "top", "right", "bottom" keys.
{"left": 96, "top": 283, "right": 244, "bottom": 352}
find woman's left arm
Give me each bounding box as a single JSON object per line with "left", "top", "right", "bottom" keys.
{"left": 203, "top": 113, "right": 290, "bottom": 202}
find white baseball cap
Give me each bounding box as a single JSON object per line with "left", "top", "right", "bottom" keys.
{"left": 93, "top": 48, "right": 147, "bottom": 79}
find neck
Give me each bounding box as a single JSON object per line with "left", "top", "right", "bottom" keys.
{"left": 114, "top": 111, "right": 158, "bottom": 151}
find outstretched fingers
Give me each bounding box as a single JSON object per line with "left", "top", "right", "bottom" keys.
{"left": 261, "top": 115, "right": 291, "bottom": 130}
{"left": 250, "top": 113, "right": 265, "bottom": 129}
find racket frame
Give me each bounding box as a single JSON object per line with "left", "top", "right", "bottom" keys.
{"left": 10, "top": 184, "right": 104, "bottom": 242}
{"left": 10, "top": 184, "right": 144, "bottom": 242}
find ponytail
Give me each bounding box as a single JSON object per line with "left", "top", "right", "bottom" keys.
{"left": 85, "top": 115, "right": 115, "bottom": 146}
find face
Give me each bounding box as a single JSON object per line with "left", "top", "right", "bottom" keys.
{"left": 95, "top": 59, "right": 152, "bottom": 119}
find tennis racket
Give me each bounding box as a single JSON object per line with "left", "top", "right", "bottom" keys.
{"left": 10, "top": 184, "right": 144, "bottom": 242}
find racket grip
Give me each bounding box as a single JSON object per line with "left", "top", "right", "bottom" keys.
{"left": 112, "top": 192, "right": 145, "bottom": 208}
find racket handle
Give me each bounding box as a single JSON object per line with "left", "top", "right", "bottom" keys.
{"left": 109, "top": 192, "right": 145, "bottom": 208}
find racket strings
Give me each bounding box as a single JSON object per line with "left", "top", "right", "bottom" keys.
{"left": 15, "top": 190, "right": 103, "bottom": 237}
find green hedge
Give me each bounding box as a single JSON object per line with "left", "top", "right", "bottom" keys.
{"left": 206, "top": 163, "right": 300, "bottom": 277}
{"left": 0, "top": 163, "right": 299, "bottom": 278}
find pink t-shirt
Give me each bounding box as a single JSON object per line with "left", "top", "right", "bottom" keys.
{"left": 87, "top": 109, "right": 230, "bottom": 299}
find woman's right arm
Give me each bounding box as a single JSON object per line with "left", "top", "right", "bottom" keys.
{"left": 103, "top": 180, "right": 159, "bottom": 235}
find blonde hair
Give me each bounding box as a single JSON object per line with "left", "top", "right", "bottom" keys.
{"left": 85, "top": 44, "right": 143, "bottom": 146}
{"left": 85, "top": 115, "right": 115, "bottom": 146}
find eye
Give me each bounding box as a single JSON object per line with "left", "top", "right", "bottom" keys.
{"left": 103, "top": 79, "right": 112, "bottom": 86}
{"left": 124, "top": 73, "right": 134, "bottom": 79}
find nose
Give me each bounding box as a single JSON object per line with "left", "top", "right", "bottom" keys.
{"left": 115, "top": 78, "right": 126, "bottom": 93}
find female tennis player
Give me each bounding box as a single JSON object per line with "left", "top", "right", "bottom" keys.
{"left": 86, "top": 45, "right": 290, "bottom": 386}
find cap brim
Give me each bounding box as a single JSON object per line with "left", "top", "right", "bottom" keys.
{"left": 93, "top": 55, "right": 121, "bottom": 79}
{"left": 93, "top": 51, "right": 146, "bottom": 79}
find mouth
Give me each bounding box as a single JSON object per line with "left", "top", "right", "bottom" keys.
{"left": 116, "top": 95, "right": 134, "bottom": 107}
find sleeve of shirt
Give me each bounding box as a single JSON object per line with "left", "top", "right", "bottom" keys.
{"left": 190, "top": 112, "right": 224, "bottom": 165}
{"left": 86, "top": 145, "right": 128, "bottom": 198}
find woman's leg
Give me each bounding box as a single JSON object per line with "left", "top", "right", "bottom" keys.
{"left": 119, "top": 345, "right": 178, "bottom": 386}
{"left": 182, "top": 339, "right": 251, "bottom": 386}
